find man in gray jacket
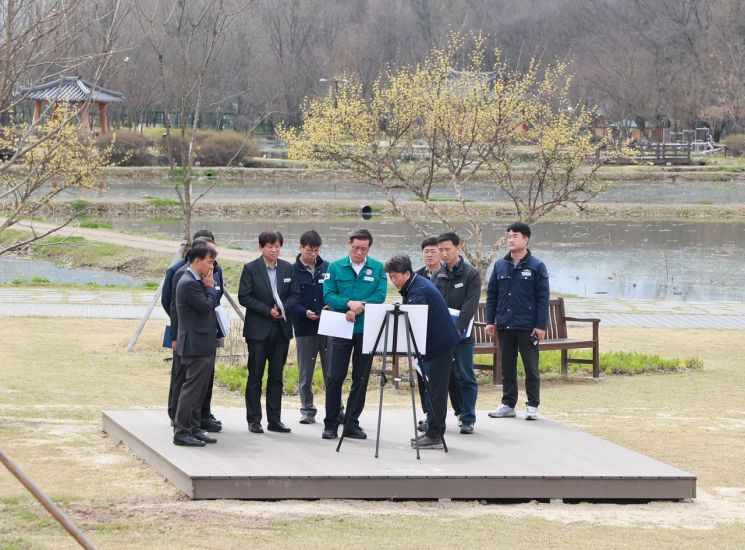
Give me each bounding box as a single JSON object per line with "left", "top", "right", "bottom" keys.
{"left": 435, "top": 232, "right": 482, "bottom": 434}
{"left": 173, "top": 244, "right": 219, "bottom": 447}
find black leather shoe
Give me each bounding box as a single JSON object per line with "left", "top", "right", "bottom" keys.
{"left": 299, "top": 415, "right": 315, "bottom": 424}
{"left": 321, "top": 429, "right": 338, "bottom": 440}
{"left": 460, "top": 422, "right": 474, "bottom": 434}
{"left": 248, "top": 422, "right": 264, "bottom": 433}
{"left": 173, "top": 434, "right": 206, "bottom": 447}
{"left": 200, "top": 418, "right": 222, "bottom": 432}
{"left": 192, "top": 431, "right": 217, "bottom": 444}
{"left": 267, "top": 421, "right": 291, "bottom": 433}
{"left": 343, "top": 426, "right": 367, "bottom": 439}
{"left": 209, "top": 413, "right": 222, "bottom": 426}
{"left": 417, "top": 420, "right": 428, "bottom": 432}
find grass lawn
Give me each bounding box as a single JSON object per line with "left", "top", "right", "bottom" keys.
{"left": 1, "top": 319, "right": 744, "bottom": 548}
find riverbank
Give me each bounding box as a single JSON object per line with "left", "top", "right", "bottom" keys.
{"left": 33, "top": 198, "right": 745, "bottom": 222}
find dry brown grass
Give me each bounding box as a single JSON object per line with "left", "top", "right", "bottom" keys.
{"left": 1, "top": 319, "right": 744, "bottom": 549}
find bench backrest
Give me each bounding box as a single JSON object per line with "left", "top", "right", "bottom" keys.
{"left": 474, "top": 297, "right": 566, "bottom": 344}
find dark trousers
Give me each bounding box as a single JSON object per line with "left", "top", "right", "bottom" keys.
{"left": 245, "top": 322, "right": 289, "bottom": 424}
{"left": 423, "top": 349, "right": 454, "bottom": 439}
{"left": 168, "top": 352, "right": 216, "bottom": 422}
{"left": 498, "top": 330, "right": 540, "bottom": 408}
{"left": 324, "top": 333, "right": 373, "bottom": 432}
{"left": 417, "top": 360, "right": 462, "bottom": 417}
{"left": 454, "top": 341, "right": 478, "bottom": 423}
{"left": 174, "top": 355, "right": 213, "bottom": 438}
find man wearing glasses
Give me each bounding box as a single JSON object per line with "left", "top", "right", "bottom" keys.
{"left": 321, "top": 229, "right": 388, "bottom": 440}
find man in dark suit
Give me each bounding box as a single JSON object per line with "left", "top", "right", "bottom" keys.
{"left": 168, "top": 236, "right": 223, "bottom": 432}
{"left": 385, "top": 255, "right": 460, "bottom": 449}
{"left": 162, "top": 229, "right": 220, "bottom": 429}
{"left": 238, "top": 230, "right": 300, "bottom": 434}
{"left": 173, "top": 244, "right": 219, "bottom": 447}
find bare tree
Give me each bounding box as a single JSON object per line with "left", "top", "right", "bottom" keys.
{"left": 134, "top": 0, "right": 251, "bottom": 243}
{"left": 0, "top": 0, "right": 124, "bottom": 255}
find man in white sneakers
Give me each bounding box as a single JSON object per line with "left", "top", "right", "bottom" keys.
{"left": 485, "top": 222, "right": 549, "bottom": 421}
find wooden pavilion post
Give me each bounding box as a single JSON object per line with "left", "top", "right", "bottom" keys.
{"left": 98, "top": 102, "right": 108, "bottom": 133}
{"left": 32, "top": 100, "right": 42, "bottom": 125}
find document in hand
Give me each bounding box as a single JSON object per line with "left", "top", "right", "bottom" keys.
{"left": 317, "top": 310, "right": 354, "bottom": 340}
{"left": 448, "top": 308, "right": 474, "bottom": 338}
{"left": 215, "top": 305, "right": 231, "bottom": 338}
{"left": 271, "top": 285, "right": 287, "bottom": 321}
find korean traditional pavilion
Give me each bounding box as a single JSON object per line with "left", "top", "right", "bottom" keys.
{"left": 18, "top": 76, "right": 125, "bottom": 133}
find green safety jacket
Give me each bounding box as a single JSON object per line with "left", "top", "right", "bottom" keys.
{"left": 323, "top": 255, "right": 388, "bottom": 334}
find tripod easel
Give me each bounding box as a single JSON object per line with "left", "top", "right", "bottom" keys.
{"left": 335, "top": 303, "right": 447, "bottom": 459}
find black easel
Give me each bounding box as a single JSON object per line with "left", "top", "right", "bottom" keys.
{"left": 335, "top": 304, "right": 447, "bottom": 459}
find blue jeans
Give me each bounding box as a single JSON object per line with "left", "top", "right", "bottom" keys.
{"left": 454, "top": 341, "right": 478, "bottom": 423}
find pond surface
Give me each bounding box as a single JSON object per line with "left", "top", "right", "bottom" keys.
{"left": 64, "top": 177, "right": 745, "bottom": 204}
{"left": 0, "top": 256, "right": 147, "bottom": 287}
{"left": 110, "top": 217, "right": 745, "bottom": 302}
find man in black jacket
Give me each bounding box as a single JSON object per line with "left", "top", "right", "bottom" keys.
{"left": 415, "top": 237, "right": 462, "bottom": 425}
{"left": 386, "top": 255, "right": 460, "bottom": 449}
{"left": 238, "top": 230, "right": 300, "bottom": 434}
{"left": 435, "top": 232, "right": 482, "bottom": 434}
{"left": 173, "top": 244, "right": 219, "bottom": 447}
{"left": 168, "top": 237, "right": 223, "bottom": 432}
{"left": 290, "top": 230, "right": 331, "bottom": 424}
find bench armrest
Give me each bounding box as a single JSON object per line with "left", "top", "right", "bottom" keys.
{"left": 564, "top": 316, "right": 600, "bottom": 324}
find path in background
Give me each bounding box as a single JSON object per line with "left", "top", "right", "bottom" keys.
{"left": 1, "top": 288, "right": 743, "bottom": 329}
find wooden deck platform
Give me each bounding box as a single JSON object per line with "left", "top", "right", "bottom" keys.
{"left": 103, "top": 409, "right": 695, "bottom": 501}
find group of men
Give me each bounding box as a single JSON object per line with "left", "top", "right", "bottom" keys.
{"left": 163, "top": 222, "right": 549, "bottom": 450}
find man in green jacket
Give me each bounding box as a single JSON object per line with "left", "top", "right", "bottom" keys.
{"left": 321, "top": 229, "right": 388, "bottom": 440}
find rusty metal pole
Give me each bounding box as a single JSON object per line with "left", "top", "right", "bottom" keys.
{"left": 0, "top": 447, "right": 97, "bottom": 549}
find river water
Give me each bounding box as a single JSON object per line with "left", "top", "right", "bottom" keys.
{"left": 108, "top": 217, "right": 745, "bottom": 302}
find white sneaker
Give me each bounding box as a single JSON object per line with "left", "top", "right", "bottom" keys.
{"left": 488, "top": 404, "right": 516, "bottom": 418}
{"left": 525, "top": 406, "right": 539, "bottom": 421}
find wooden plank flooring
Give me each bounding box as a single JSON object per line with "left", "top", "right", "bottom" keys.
{"left": 103, "top": 408, "right": 695, "bottom": 501}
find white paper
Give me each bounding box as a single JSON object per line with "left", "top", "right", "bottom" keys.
{"left": 318, "top": 310, "right": 354, "bottom": 340}
{"left": 271, "top": 285, "right": 286, "bottom": 321}
{"left": 362, "top": 303, "right": 428, "bottom": 355}
{"left": 448, "top": 308, "right": 475, "bottom": 338}
{"left": 215, "top": 304, "right": 231, "bottom": 336}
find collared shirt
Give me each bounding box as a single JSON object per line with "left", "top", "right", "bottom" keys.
{"left": 264, "top": 260, "right": 278, "bottom": 292}
{"left": 186, "top": 266, "right": 201, "bottom": 281}
{"left": 350, "top": 257, "right": 365, "bottom": 275}
{"left": 300, "top": 259, "right": 315, "bottom": 276}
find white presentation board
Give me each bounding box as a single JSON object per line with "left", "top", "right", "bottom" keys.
{"left": 362, "top": 303, "right": 428, "bottom": 355}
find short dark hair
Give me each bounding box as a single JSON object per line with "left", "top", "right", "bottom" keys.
{"left": 384, "top": 254, "right": 413, "bottom": 274}
{"left": 189, "top": 245, "right": 217, "bottom": 263}
{"left": 349, "top": 228, "right": 373, "bottom": 246}
{"left": 420, "top": 237, "right": 438, "bottom": 249}
{"left": 300, "top": 229, "right": 322, "bottom": 248}
{"left": 437, "top": 232, "right": 460, "bottom": 246}
{"left": 507, "top": 222, "right": 531, "bottom": 238}
{"left": 186, "top": 237, "right": 211, "bottom": 260}
{"left": 193, "top": 229, "right": 215, "bottom": 243}
{"left": 259, "top": 230, "right": 284, "bottom": 247}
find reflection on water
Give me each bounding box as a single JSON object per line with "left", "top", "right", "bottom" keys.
{"left": 63, "top": 177, "right": 745, "bottom": 204}
{"left": 110, "top": 217, "right": 745, "bottom": 302}
{"left": 0, "top": 256, "right": 146, "bottom": 287}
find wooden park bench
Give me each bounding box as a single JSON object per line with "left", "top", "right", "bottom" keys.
{"left": 473, "top": 297, "right": 601, "bottom": 383}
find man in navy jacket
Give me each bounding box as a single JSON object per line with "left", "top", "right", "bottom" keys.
{"left": 385, "top": 255, "right": 460, "bottom": 449}
{"left": 485, "top": 222, "right": 550, "bottom": 421}
{"left": 290, "top": 230, "right": 331, "bottom": 424}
